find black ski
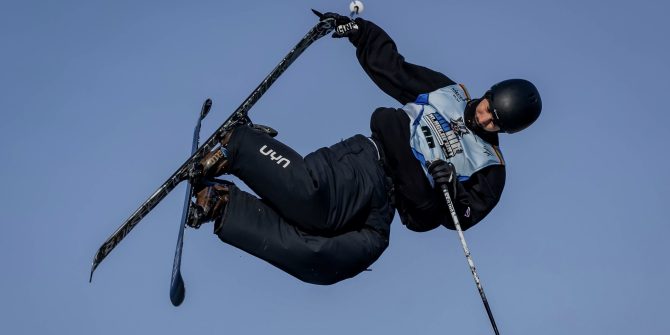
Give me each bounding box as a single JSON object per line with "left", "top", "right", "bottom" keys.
{"left": 169, "top": 98, "right": 212, "bottom": 306}
{"left": 90, "top": 15, "right": 336, "bottom": 282}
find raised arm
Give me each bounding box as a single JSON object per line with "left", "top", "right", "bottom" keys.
{"left": 348, "top": 18, "right": 455, "bottom": 104}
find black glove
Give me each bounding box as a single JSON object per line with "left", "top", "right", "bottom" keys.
{"left": 427, "top": 160, "right": 458, "bottom": 195}
{"left": 312, "top": 10, "right": 359, "bottom": 38}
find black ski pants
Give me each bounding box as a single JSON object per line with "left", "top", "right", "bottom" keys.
{"left": 213, "top": 126, "right": 395, "bottom": 285}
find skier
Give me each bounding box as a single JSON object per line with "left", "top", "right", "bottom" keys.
{"left": 188, "top": 13, "right": 542, "bottom": 285}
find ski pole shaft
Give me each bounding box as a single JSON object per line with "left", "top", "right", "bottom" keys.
{"left": 440, "top": 185, "right": 500, "bottom": 335}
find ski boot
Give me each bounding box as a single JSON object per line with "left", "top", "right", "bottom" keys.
{"left": 187, "top": 180, "right": 233, "bottom": 228}
{"left": 199, "top": 132, "right": 234, "bottom": 178}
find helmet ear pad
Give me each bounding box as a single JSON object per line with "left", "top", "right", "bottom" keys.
{"left": 488, "top": 79, "right": 542, "bottom": 134}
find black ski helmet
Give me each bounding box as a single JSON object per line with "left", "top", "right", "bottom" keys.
{"left": 484, "top": 79, "right": 542, "bottom": 134}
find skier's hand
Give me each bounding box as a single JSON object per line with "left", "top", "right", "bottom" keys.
{"left": 427, "top": 160, "right": 457, "bottom": 195}
{"left": 312, "top": 10, "right": 359, "bottom": 38}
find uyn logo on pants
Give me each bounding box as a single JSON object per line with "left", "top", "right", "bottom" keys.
{"left": 259, "top": 145, "right": 290, "bottom": 168}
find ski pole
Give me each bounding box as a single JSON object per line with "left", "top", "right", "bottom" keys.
{"left": 440, "top": 184, "right": 501, "bottom": 335}
{"left": 349, "top": 1, "right": 364, "bottom": 18}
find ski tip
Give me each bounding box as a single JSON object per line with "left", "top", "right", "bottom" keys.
{"left": 170, "top": 280, "right": 186, "bottom": 306}
{"left": 89, "top": 259, "right": 99, "bottom": 283}
{"left": 201, "top": 98, "right": 213, "bottom": 119}
{"left": 311, "top": 9, "right": 324, "bottom": 19}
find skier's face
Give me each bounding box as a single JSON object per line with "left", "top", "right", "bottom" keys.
{"left": 475, "top": 99, "right": 501, "bottom": 132}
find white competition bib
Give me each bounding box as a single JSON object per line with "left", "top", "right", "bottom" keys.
{"left": 402, "top": 84, "right": 504, "bottom": 185}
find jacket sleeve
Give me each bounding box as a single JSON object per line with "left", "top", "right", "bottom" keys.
{"left": 400, "top": 165, "right": 506, "bottom": 232}
{"left": 348, "top": 18, "right": 455, "bottom": 104}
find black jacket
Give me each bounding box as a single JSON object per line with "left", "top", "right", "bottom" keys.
{"left": 348, "top": 18, "right": 506, "bottom": 232}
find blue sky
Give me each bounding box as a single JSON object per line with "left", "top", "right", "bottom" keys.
{"left": 1, "top": 0, "right": 669, "bottom": 334}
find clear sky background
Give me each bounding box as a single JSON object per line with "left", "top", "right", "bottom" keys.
{"left": 2, "top": 0, "right": 669, "bottom": 334}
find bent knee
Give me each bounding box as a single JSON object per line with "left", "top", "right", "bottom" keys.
{"left": 291, "top": 241, "right": 385, "bottom": 285}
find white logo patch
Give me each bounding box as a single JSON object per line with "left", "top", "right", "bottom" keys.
{"left": 259, "top": 145, "right": 290, "bottom": 168}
